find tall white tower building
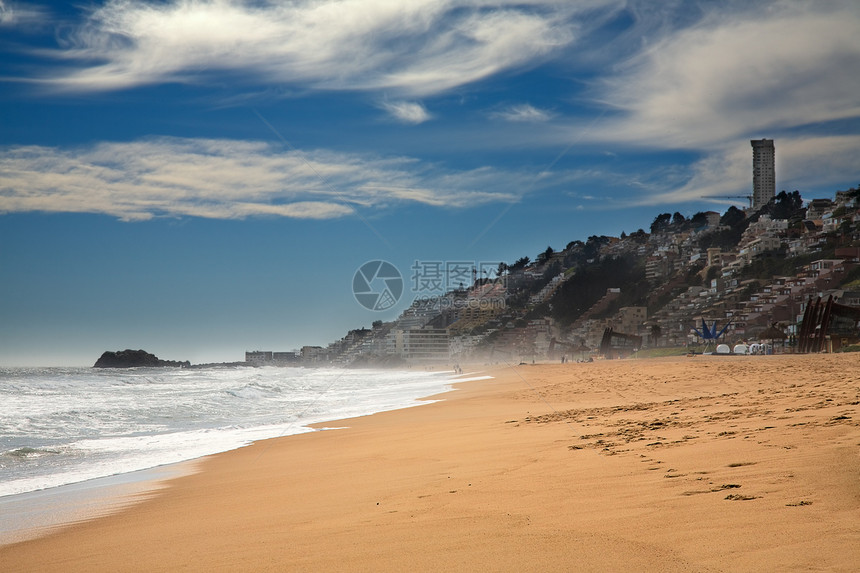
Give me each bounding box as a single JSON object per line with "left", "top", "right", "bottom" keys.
{"left": 751, "top": 139, "right": 775, "bottom": 210}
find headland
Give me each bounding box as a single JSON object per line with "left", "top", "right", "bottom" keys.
{"left": 93, "top": 349, "right": 190, "bottom": 368}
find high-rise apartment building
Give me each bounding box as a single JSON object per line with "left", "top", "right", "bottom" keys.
{"left": 751, "top": 139, "right": 775, "bottom": 210}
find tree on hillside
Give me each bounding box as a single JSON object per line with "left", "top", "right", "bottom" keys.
{"left": 629, "top": 229, "right": 648, "bottom": 243}
{"left": 537, "top": 246, "right": 555, "bottom": 264}
{"left": 689, "top": 211, "right": 710, "bottom": 229}
{"left": 584, "top": 235, "right": 610, "bottom": 261}
{"left": 651, "top": 213, "right": 671, "bottom": 233}
{"left": 672, "top": 212, "right": 687, "bottom": 227}
{"left": 649, "top": 324, "right": 662, "bottom": 346}
{"left": 765, "top": 190, "right": 804, "bottom": 220}
{"left": 509, "top": 256, "right": 530, "bottom": 272}
{"left": 698, "top": 209, "right": 751, "bottom": 251}
{"left": 720, "top": 205, "right": 746, "bottom": 227}
{"left": 548, "top": 254, "right": 647, "bottom": 325}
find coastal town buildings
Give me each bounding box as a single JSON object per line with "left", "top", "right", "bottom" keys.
{"left": 244, "top": 175, "right": 860, "bottom": 365}
{"left": 393, "top": 328, "right": 450, "bottom": 363}
{"left": 245, "top": 350, "right": 273, "bottom": 364}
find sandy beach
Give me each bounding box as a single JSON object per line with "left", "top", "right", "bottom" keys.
{"left": 2, "top": 354, "right": 859, "bottom": 572}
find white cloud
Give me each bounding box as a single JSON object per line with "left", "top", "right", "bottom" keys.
{"left": 630, "top": 144, "right": 750, "bottom": 206}
{"left": 31, "top": 0, "right": 616, "bottom": 96}
{"left": 0, "top": 0, "right": 47, "bottom": 27}
{"left": 547, "top": 1, "right": 860, "bottom": 207}
{"left": 775, "top": 136, "right": 860, "bottom": 192}
{"left": 10, "top": 1, "right": 858, "bottom": 214}
{"left": 380, "top": 101, "right": 432, "bottom": 124}
{"left": 0, "top": 1, "right": 13, "bottom": 24}
{"left": 632, "top": 135, "right": 860, "bottom": 207}
{"left": 0, "top": 137, "right": 529, "bottom": 220}
{"left": 594, "top": 1, "right": 860, "bottom": 149}
{"left": 490, "top": 104, "right": 552, "bottom": 122}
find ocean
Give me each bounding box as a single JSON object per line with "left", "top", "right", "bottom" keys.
{"left": 0, "top": 365, "right": 459, "bottom": 541}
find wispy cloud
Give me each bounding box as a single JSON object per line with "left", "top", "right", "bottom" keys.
{"left": 551, "top": 1, "right": 860, "bottom": 204}
{"left": 0, "top": 137, "right": 532, "bottom": 220}
{"left": 630, "top": 135, "right": 860, "bottom": 207}
{"left": 380, "top": 100, "right": 432, "bottom": 124}
{"left": 593, "top": 1, "right": 860, "bottom": 149}
{"left": 26, "top": 0, "right": 615, "bottom": 96}
{"left": 7, "top": 1, "right": 858, "bottom": 212}
{"left": 490, "top": 104, "right": 552, "bottom": 122}
{"left": 0, "top": 0, "right": 47, "bottom": 27}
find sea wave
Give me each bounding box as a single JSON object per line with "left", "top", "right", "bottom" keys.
{"left": 0, "top": 366, "right": 454, "bottom": 497}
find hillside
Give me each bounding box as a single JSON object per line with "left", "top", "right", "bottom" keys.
{"left": 252, "top": 186, "right": 860, "bottom": 365}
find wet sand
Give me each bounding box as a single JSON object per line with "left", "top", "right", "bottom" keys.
{"left": 2, "top": 354, "right": 859, "bottom": 571}
{"left": 0, "top": 463, "right": 198, "bottom": 545}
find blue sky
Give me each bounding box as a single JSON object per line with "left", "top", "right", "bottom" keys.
{"left": 1, "top": 0, "right": 859, "bottom": 366}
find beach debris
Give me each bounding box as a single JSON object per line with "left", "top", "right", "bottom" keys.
{"left": 797, "top": 294, "right": 860, "bottom": 353}
{"left": 725, "top": 494, "right": 759, "bottom": 501}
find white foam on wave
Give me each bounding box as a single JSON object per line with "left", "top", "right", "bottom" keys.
{"left": 0, "top": 367, "right": 488, "bottom": 544}
{"left": 0, "top": 367, "right": 456, "bottom": 498}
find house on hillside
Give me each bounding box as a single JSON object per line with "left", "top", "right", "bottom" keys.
{"left": 806, "top": 198, "right": 834, "bottom": 221}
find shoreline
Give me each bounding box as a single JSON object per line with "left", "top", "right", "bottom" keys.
{"left": 2, "top": 355, "right": 859, "bottom": 571}
{"left": 0, "top": 461, "right": 201, "bottom": 546}
{"left": 0, "top": 367, "right": 471, "bottom": 545}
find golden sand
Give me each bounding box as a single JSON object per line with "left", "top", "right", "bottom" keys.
{"left": 2, "top": 354, "right": 859, "bottom": 572}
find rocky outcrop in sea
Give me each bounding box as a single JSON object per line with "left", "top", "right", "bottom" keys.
{"left": 93, "top": 349, "right": 191, "bottom": 368}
